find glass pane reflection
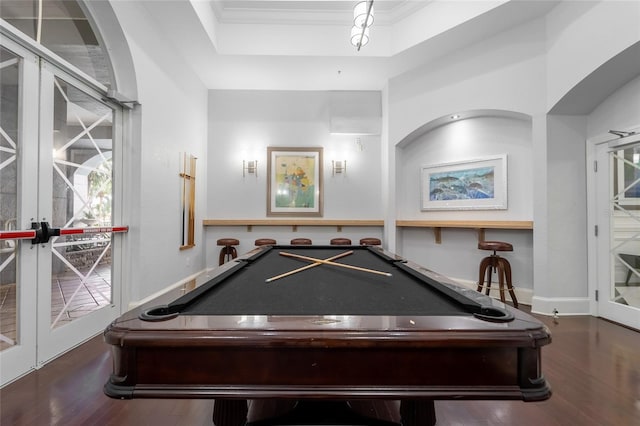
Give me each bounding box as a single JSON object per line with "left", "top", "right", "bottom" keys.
{"left": 611, "top": 146, "right": 640, "bottom": 309}
{"left": 50, "top": 77, "right": 114, "bottom": 329}
{"left": 0, "top": 46, "right": 21, "bottom": 351}
{"left": 0, "top": 0, "right": 110, "bottom": 86}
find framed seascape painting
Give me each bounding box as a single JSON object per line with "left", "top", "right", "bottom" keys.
{"left": 267, "top": 147, "right": 323, "bottom": 216}
{"left": 421, "top": 155, "right": 507, "bottom": 211}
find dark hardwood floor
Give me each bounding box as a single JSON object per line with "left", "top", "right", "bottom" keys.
{"left": 1, "top": 311, "right": 639, "bottom": 426}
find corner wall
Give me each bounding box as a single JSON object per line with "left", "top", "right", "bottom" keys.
{"left": 388, "top": 18, "right": 546, "bottom": 305}
{"left": 110, "top": 1, "right": 209, "bottom": 303}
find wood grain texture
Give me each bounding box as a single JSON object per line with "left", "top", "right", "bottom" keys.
{"left": 203, "top": 219, "right": 384, "bottom": 227}
{"left": 396, "top": 220, "right": 533, "bottom": 229}
{"left": 1, "top": 310, "right": 638, "bottom": 426}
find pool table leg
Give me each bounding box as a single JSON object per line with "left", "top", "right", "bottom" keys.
{"left": 212, "top": 399, "right": 248, "bottom": 426}
{"left": 399, "top": 399, "right": 436, "bottom": 426}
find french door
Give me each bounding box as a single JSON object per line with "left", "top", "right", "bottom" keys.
{"left": 0, "top": 37, "right": 125, "bottom": 385}
{"left": 593, "top": 135, "right": 640, "bottom": 330}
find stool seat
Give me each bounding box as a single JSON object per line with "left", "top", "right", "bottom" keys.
{"left": 330, "top": 238, "right": 351, "bottom": 245}
{"left": 478, "top": 241, "right": 513, "bottom": 252}
{"left": 290, "top": 238, "right": 312, "bottom": 245}
{"left": 217, "top": 238, "right": 240, "bottom": 265}
{"left": 360, "top": 238, "right": 381, "bottom": 246}
{"left": 476, "top": 240, "right": 518, "bottom": 308}
{"left": 255, "top": 238, "right": 276, "bottom": 246}
{"left": 217, "top": 238, "right": 240, "bottom": 246}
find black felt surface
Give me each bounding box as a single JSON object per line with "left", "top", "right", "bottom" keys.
{"left": 181, "top": 246, "right": 471, "bottom": 316}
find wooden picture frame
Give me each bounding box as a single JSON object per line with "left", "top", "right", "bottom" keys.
{"left": 267, "top": 147, "right": 323, "bottom": 217}
{"left": 421, "top": 155, "right": 507, "bottom": 211}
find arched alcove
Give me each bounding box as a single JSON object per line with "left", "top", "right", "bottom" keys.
{"left": 549, "top": 41, "right": 640, "bottom": 116}
{"left": 396, "top": 109, "right": 531, "bottom": 149}
{"left": 394, "top": 109, "right": 535, "bottom": 302}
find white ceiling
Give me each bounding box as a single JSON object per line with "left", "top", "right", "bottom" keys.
{"left": 210, "top": 0, "right": 426, "bottom": 25}
{"left": 141, "top": 0, "right": 560, "bottom": 90}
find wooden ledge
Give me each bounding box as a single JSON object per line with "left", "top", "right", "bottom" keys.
{"left": 396, "top": 220, "right": 533, "bottom": 244}
{"left": 203, "top": 219, "right": 384, "bottom": 232}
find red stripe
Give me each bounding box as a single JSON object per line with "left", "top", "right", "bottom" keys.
{"left": 59, "top": 226, "right": 129, "bottom": 236}
{"left": 0, "top": 230, "right": 36, "bottom": 240}
{"left": 0, "top": 226, "right": 128, "bottom": 240}
{"left": 59, "top": 229, "right": 84, "bottom": 235}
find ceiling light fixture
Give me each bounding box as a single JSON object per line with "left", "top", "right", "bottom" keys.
{"left": 351, "top": 1, "right": 374, "bottom": 51}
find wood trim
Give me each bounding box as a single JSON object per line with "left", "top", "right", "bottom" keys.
{"left": 396, "top": 220, "right": 533, "bottom": 229}
{"left": 396, "top": 220, "right": 533, "bottom": 244}
{"left": 203, "top": 219, "right": 384, "bottom": 232}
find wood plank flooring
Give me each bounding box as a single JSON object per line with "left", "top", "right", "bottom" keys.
{"left": 1, "top": 311, "right": 639, "bottom": 425}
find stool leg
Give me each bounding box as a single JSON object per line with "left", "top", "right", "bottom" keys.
{"left": 500, "top": 257, "right": 518, "bottom": 308}
{"left": 477, "top": 256, "right": 492, "bottom": 293}
{"left": 219, "top": 246, "right": 236, "bottom": 266}
{"left": 484, "top": 257, "right": 496, "bottom": 296}
{"left": 496, "top": 258, "right": 507, "bottom": 304}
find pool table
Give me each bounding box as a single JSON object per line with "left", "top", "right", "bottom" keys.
{"left": 104, "top": 245, "right": 551, "bottom": 425}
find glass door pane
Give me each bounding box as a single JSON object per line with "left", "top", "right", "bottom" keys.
{"left": 0, "top": 46, "right": 20, "bottom": 351}
{"left": 0, "top": 38, "right": 39, "bottom": 386}
{"left": 610, "top": 145, "right": 640, "bottom": 309}
{"left": 50, "top": 76, "right": 114, "bottom": 329}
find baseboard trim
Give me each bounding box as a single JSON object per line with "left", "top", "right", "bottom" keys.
{"left": 128, "top": 269, "right": 209, "bottom": 310}
{"left": 531, "top": 296, "right": 591, "bottom": 316}
{"left": 453, "top": 278, "right": 533, "bottom": 307}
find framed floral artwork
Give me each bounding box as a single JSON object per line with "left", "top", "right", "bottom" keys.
{"left": 267, "top": 147, "right": 323, "bottom": 216}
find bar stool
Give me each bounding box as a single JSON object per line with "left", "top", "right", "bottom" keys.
{"left": 330, "top": 238, "right": 351, "bottom": 245}
{"left": 217, "top": 238, "right": 239, "bottom": 266}
{"left": 359, "top": 237, "right": 381, "bottom": 246}
{"left": 476, "top": 241, "right": 518, "bottom": 308}
{"left": 255, "top": 238, "right": 276, "bottom": 247}
{"left": 290, "top": 238, "right": 312, "bottom": 245}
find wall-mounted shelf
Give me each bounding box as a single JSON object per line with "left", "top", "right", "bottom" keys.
{"left": 203, "top": 219, "right": 384, "bottom": 232}
{"left": 396, "top": 220, "right": 533, "bottom": 244}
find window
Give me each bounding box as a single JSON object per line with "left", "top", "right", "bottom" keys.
{"left": 1, "top": 0, "right": 110, "bottom": 86}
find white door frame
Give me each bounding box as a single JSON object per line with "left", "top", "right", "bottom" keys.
{"left": 587, "top": 132, "right": 640, "bottom": 329}
{"left": 0, "top": 30, "right": 125, "bottom": 385}
{"left": 0, "top": 35, "right": 40, "bottom": 387}
{"left": 35, "top": 62, "right": 124, "bottom": 365}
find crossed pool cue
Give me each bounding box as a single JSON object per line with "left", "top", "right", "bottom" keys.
{"left": 265, "top": 250, "right": 392, "bottom": 283}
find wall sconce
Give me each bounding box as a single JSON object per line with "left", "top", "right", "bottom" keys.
{"left": 243, "top": 160, "right": 257, "bottom": 177}
{"left": 332, "top": 160, "right": 346, "bottom": 176}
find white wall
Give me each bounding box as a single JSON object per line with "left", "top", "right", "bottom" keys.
{"left": 396, "top": 116, "right": 534, "bottom": 293}
{"left": 102, "top": 0, "right": 640, "bottom": 313}
{"left": 588, "top": 74, "right": 640, "bottom": 138}
{"left": 546, "top": 0, "right": 640, "bottom": 111}
{"left": 111, "top": 2, "right": 209, "bottom": 303}
{"left": 387, "top": 19, "right": 545, "bottom": 303}
{"left": 388, "top": 17, "right": 547, "bottom": 145}
{"left": 531, "top": 1, "right": 640, "bottom": 315}
{"left": 389, "top": 2, "right": 640, "bottom": 313}
{"left": 206, "top": 90, "right": 383, "bottom": 261}
{"left": 543, "top": 115, "right": 588, "bottom": 302}
{"left": 397, "top": 116, "right": 533, "bottom": 221}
